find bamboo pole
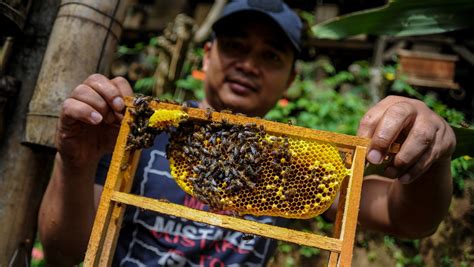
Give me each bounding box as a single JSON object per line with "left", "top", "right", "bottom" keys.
{"left": 24, "top": 0, "right": 131, "bottom": 148}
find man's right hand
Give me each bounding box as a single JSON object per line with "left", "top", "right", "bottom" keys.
{"left": 57, "top": 74, "right": 133, "bottom": 166}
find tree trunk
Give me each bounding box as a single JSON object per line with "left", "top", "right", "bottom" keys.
{"left": 0, "top": 0, "right": 59, "bottom": 265}
{"left": 0, "top": 0, "right": 131, "bottom": 265}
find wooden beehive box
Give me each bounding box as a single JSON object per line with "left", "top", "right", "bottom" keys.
{"left": 398, "top": 48, "right": 459, "bottom": 89}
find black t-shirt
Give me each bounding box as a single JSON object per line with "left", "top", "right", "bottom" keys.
{"left": 96, "top": 131, "right": 289, "bottom": 266}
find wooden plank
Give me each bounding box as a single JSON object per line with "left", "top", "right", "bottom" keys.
{"left": 110, "top": 191, "right": 343, "bottom": 253}
{"left": 124, "top": 97, "right": 400, "bottom": 154}
{"left": 337, "top": 146, "right": 367, "bottom": 266}
{"left": 84, "top": 109, "right": 136, "bottom": 266}
{"left": 404, "top": 76, "right": 460, "bottom": 90}
{"left": 98, "top": 149, "right": 142, "bottom": 266}
{"left": 328, "top": 176, "right": 350, "bottom": 266}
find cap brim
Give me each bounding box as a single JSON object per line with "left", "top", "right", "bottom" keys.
{"left": 213, "top": 9, "right": 301, "bottom": 53}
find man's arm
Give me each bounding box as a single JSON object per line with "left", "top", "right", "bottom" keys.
{"left": 356, "top": 95, "right": 455, "bottom": 238}
{"left": 38, "top": 74, "right": 132, "bottom": 265}
{"left": 38, "top": 155, "right": 103, "bottom": 265}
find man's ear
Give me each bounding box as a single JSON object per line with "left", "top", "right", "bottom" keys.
{"left": 202, "top": 41, "right": 213, "bottom": 72}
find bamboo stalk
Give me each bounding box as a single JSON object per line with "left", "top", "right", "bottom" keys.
{"left": 24, "top": 0, "right": 132, "bottom": 148}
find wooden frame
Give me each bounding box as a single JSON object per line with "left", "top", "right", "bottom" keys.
{"left": 83, "top": 97, "right": 394, "bottom": 266}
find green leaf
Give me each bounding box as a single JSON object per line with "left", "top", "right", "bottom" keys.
{"left": 279, "top": 243, "right": 292, "bottom": 253}
{"left": 299, "top": 246, "right": 320, "bottom": 258}
{"left": 312, "top": 0, "right": 474, "bottom": 39}
{"left": 452, "top": 126, "right": 474, "bottom": 158}
{"left": 133, "top": 77, "right": 155, "bottom": 95}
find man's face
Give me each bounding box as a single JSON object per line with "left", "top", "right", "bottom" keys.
{"left": 202, "top": 15, "right": 296, "bottom": 117}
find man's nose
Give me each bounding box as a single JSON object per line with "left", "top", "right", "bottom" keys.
{"left": 236, "top": 54, "right": 260, "bottom": 75}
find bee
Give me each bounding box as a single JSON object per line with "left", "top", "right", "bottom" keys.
{"left": 133, "top": 95, "right": 151, "bottom": 106}
{"left": 180, "top": 102, "right": 189, "bottom": 112}
{"left": 284, "top": 188, "right": 297, "bottom": 201}
{"left": 205, "top": 108, "right": 214, "bottom": 120}
{"left": 231, "top": 168, "right": 239, "bottom": 178}
{"left": 242, "top": 177, "right": 256, "bottom": 189}
{"left": 183, "top": 146, "right": 191, "bottom": 155}
{"left": 250, "top": 144, "right": 258, "bottom": 155}
{"left": 221, "top": 109, "right": 233, "bottom": 114}
{"left": 460, "top": 121, "right": 470, "bottom": 128}
{"left": 240, "top": 144, "right": 248, "bottom": 154}
{"left": 245, "top": 165, "right": 255, "bottom": 177}
{"left": 248, "top": 153, "right": 255, "bottom": 162}
{"left": 269, "top": 136, "right": 279, "bottom": 142}
{"left": 120, "top": 162, "right": 129, "bottom": 171}
{"left": 233, "top": 147, "right": 239, "bottom": 158}
{"left": 192, "top": 166, "right": 201, "bottom": 174}
{"left": 192, "top": 132, "right": 204, "bottom": 140}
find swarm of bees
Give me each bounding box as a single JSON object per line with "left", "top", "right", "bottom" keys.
{"left": 126, "top": 96, "right": 157, "bottom": 150}
{"left": 126, "top": 97, "right": 350, "bottom": 219}
{"left": 167, "top": 119, "right": 293, "bottom": 211}
{"left": 126, "top": 96, "right": 184, "bottom": 150}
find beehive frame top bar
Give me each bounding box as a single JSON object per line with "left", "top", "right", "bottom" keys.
{"left": 124, "top": 96, "right": 399, "bottom": 154}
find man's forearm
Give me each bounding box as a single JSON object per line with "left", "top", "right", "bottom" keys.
{"left": 387, "top": 157, "right": 453, "bottom": 238}
{"left": 38, "top": 153, "right": 98, "bottom": 265}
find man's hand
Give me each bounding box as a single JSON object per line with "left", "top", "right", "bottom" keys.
{"left": 358, "top": 95, "right": 456, "bottom": 183}
{"left": 57, "top": 74, "right": 133, "bottom": 166}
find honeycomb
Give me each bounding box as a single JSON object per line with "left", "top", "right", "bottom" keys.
{"left": 148, "top": 109, "right": 189, "bottom": 130}
{"left": 158, "top": 111, "right": 351, "bottom": 219}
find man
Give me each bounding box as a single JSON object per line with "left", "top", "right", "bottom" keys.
{"left": 38, "top": 0, "right": 456, "bottom": 266}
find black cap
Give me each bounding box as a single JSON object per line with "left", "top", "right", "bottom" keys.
{"left": 212, "top": 0, "right": 302, "bottom": 53}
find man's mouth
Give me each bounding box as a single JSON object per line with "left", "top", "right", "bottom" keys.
{"left": 226, "top": 76, "right": 258, "bottom": 95}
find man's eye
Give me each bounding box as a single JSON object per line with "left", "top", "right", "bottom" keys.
{"left": 220, "top": 39, "right": 246, "bottom": 54}
{"left": 262, "top": 51, "right": 282, "bottom": 64}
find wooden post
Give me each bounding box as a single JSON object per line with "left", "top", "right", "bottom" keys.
{"left": 0, "top": 0, "right": 133, "bottom": 265}
{"left": 24, "top": 0, "right": 131, "bottom": 148}
{"left": 0, "top": 1, "right": 59, "bottom": 265}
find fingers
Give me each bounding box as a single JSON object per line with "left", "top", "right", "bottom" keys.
{"left": 110, "top": 76, "right": 134, "bottom": 121}
{"left": 65, "top": 74, "right": 132, "bottom": 125}
{"left": 111, "top": 76, "right": 133, "bottom": 97}
{"left": 83, "top": 74, "right": 131, "bottom": 113}
{"left": 360, "top": 95, "right": 456, "bottom": 184}
{"left": 383, "top": 119, "right": 438, "bottom": 181}
{"left": 397, "top": 146, "right": 435, "bottom": 184}
{"left": 391, "top": 119, "right": 437, "bottom": 174}
{"left": 61, "top": 97, "right": 103, "bottom": 126}
{"left": 361, "top": 99, "right": 417, "bottom": 164}
{"left": 397, "top": 120, "right": 456, "bottom": 184}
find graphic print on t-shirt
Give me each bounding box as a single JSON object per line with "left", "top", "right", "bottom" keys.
{"left": 117, "top": 148, "right": 279, "bottom": 267}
